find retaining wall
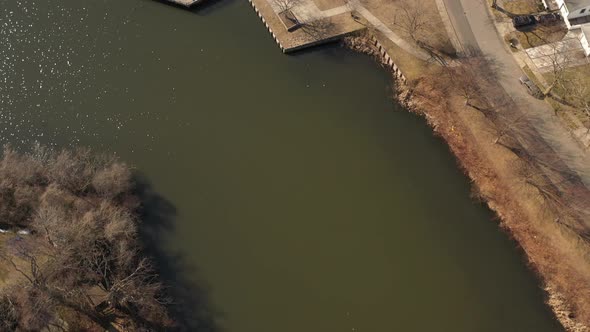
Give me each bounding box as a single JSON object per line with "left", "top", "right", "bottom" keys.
{"left": 371, "top": 37, "right": 407, "bottom": 85}
{"left": 247, "top": 0, "right": 408, "bottom": 82}
{"left": 248, "top": 0, "right": 286, "bottom": 53}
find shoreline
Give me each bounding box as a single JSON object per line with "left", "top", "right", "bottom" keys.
{"left": 344, "top": 34, "right": 590, "bottom": 331}
{"left": 199, "top": 0, "right": 590, "bottom": 324}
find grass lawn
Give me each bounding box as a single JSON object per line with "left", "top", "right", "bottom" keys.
{"left": 489, "top": 0, "right": 543, "bottom": 20}
{"left": 543, "top": 64, "right": 590, "bottom": 128}
{"left": 544, "top": 64, "right": 590, "bottom": 100}
{"left": 522, "top": 64, "right": 544, "bottom": 88}
{"left": 503, "top": 0, "right": 543, "bottom": 15}
{"left": 0, "top": 234, "right": 13, "bottom": 287}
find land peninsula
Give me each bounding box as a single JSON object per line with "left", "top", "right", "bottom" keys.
{"left": 0, "top": 145, "right": 180, "bottom": 330}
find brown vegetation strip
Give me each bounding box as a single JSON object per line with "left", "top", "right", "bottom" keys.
{"left": 345, "top": 34, "right": 590, "bottom": 331}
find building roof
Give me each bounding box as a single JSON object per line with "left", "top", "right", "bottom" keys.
{"left": 565, "top": 0, "right": 590, "bottom": 11}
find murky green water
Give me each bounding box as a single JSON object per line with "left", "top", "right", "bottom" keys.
{"left": 1, "top": 0, "right": 563, "bottom": 331}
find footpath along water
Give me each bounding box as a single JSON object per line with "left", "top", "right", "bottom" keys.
{"left": 0, "top": 0, "right": 563, "bottom": 331}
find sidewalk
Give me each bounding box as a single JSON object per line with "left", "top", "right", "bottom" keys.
{"left": 438, "top": 0, "right": 590, "bottom": 190}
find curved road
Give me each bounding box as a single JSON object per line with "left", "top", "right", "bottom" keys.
{"left": 441, "top": 0, "right": 590, "bottom": 191}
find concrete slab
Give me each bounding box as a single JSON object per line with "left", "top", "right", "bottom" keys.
{"left": 525, "top": 32, "right": 590, "bottom": 72}
{"left": 249, "top": 0, "right": 365, "bottom": 52}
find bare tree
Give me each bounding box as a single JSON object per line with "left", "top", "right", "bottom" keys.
{"left": 390, "top": 0, "right": 452, "bottom": 63}
{"left": 544, "top": 43, "right": 573, "bottom": 97}
{"left": 446, "top": 55, "right": 506, "bottom": 119}
{"left": 272, "top": 0, "right": 301, "bottom": 13}
{"left": 566, "top": 78, "right": 590, "bottom": 120}
{"left": 0, "top": 295, "right": 18, "bottom": 331}
{"left": 392, "top": 0, "right": 430, "bottom": 44}
{"left": 92, "top": 162, "right": 132, "bottom": 200}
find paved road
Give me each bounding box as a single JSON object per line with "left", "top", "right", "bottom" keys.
{"left": 442, "top": 0, "right": 590, "bottom": 190}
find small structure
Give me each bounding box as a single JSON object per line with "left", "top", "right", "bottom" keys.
{"left": 278, "top": 10, "right": 302, "bottom": 32}
{"left": 580, "top": 24, "right": 590, "bottom": 55}
{"left": 166, "top": 0, "right": 203, "bottom": 7}
{"left": 554, "top": 0, "right": 590, "bottom": 27}
{"left": 248, "top": 0, "right": 364, "bottom": 53}
{"left": 553, "top": 0, "right": 590, "bottom": 55}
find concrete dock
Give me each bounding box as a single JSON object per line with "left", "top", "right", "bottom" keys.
{"left": 248, "top": 0, "right": 365, "bottom": 53}
{"left": 163, "top": 0, "right": 365, "bottom": 52}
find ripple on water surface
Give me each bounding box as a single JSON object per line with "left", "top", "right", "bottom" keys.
{"left": 0, "top": 0, "right": 163, "bottom": 149}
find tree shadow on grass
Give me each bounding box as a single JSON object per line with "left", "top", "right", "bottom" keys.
{"left": 133, "top": 173, "right": 223, "bottom": 332}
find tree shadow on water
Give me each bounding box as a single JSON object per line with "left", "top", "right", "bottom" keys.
{"left": 133, "top": 173, "right": 223, "bottom": 332}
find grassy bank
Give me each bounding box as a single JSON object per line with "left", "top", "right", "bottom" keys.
{"left": 344, "top": 33, "right": 590, "bottom": 332}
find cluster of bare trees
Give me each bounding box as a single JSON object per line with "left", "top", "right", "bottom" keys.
{"left": 0, "top": 145, "right": 172, "bottom": 331}
{"left": 436, "top": 52, "right": 590, "bottom": 237}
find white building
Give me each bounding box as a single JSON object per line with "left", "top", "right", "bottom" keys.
{"left": 554, "top": 0, "right": 590, "bottom": 27}
{"left": 553, "top": 0, "right": 590, "bottom": 54}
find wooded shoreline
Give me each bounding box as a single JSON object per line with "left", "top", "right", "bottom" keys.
{"left": 344, "top": 34, "right": 590, "bottom": 331}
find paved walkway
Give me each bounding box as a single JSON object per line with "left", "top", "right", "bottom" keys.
{"left": 347, "top": 0, "right": 431, "bottom": 60}
{"left": 525, "top": 31, "right": 589, "bottom": 73}
{"left": 268, "top": 0, "right": 430, "bottom": 60}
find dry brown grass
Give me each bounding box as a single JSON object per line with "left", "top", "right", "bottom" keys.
{"left": 375, "top": 32, "right": 439, "bottom": 82}
{"left": 344, "top": 30, "right": 590, "bottom": 329}
{"left": 503, "top": 0, "right": 542, "bottom": 15}
{"left": 360, "top": 0, "right": 454, "bottom": 55}
{"left": 0, "top": 235, "right": 11, "bottom": 287}
{"left": 543, "top": 64, "right": 590, "bottom": 128}
{"left": 408, "top": 72, "right": 590, "bottom": 330}
{"left": 312, "top": 0, "right": 346, "bottom": 11}
{"left": 489, "top": 0, "right": 543, "bottom": 20}
{"left": 510, "top": 25, "right": 568, "bottom": 49}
